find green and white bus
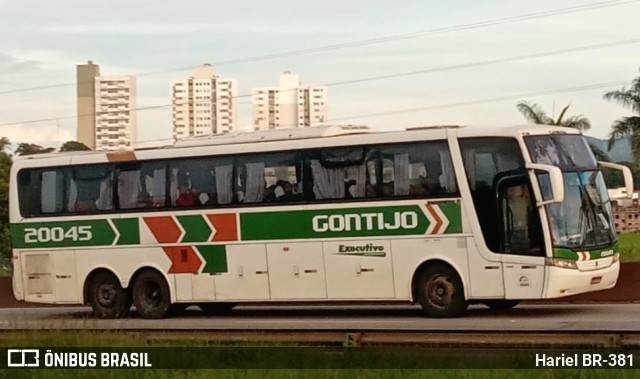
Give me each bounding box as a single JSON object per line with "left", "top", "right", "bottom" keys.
{"left": 9, "top": 124, "right": 632, "bottom": 318}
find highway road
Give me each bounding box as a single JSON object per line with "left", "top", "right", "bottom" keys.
{"left": 0, "top": 303, "right": 638, "bottom": 332}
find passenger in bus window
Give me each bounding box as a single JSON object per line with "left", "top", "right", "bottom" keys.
{"left": 202, "top": 191, "right": 218, "bottom": 206}
{"left": 365, "top": 183, "right": 376, "bottom": 197}
{"left": 176, "top": 185, "right": 197, "bottom": 207}
{"left": 410, "top": 176, "right": 429, "bottom": 195}
{"left": 425, "top": 178, "right": 444, "bottom": 195}
{"left": 381, "top": 182, "right": 394, "bottom": 197}
{"left": 274, "top": 180, "right": 299, "bottom": 202}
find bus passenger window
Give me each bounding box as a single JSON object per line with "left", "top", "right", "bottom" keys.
{"left": 40, "top": 170, "right": 65, "bottom": 214}
{"left": 69, "top": 165, "right": 114, "bottom": 212}
{"left": 378, "top": 141, "right": 457, "bottom": 198}
{"left": 238, "top": 152, "right": 302, "bottom": 204}
{"left": 118, "top": 169, "right": 141, "bottom": 209}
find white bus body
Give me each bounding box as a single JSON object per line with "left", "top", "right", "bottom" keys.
{"left": 9, "top": 125, "right": 629, "bottom": 318}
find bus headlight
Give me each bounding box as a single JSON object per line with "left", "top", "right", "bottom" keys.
{"left": 613, "top": 253, "right": 620, "bottom": 263}
{"left": 545, "top": 257, "right": 578, "bottom": 269}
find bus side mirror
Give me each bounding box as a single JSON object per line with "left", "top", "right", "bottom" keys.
{"left": 525, "top": 163, "right": 564, "bottom": 205}
{"left": 598, "top": 161, "right": 633, "bottom": 199}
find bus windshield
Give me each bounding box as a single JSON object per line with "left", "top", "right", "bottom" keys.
{"left": 525, "top": 134, "right": 616, "bottom": 249}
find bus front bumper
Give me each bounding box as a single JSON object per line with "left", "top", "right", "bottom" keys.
{"left": 545, "top": 261, "right": 620, "bottom": 298}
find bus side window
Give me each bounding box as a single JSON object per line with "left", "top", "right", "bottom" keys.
{"left": 40, "top": 170, "right": 65, "bottom": 215}
{"left": 68, "top": 165, "right": 114, "bottom": 213}
{"left": 17, "top": 170, "right": 38, "bottom": 217}
{"left": 238, "top": 152, "right": 302, "bottom": 204}
{"left": 117, "top": 164, "right": 143, "bottom": 209}
{"left": 378, "top": 141, "right": 457, "bottom": 198}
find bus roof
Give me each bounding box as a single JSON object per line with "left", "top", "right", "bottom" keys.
{"left": 172, "top": 124, "right": 373, "bottom": 148}
{"left": 11, "top": 124, "right": 582, "bottom": 168}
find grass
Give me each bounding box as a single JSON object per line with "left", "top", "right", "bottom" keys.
{"left": 618, "top": 232, "right": 640, "bottom": 262}
{"left": 0, "top": 331, "right": 637, "bottom": 378}
{"left": 2, "top": 369, "right": 637, "bottom": 379}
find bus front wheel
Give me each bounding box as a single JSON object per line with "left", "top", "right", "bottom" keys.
{"left": 132, "top": 270, "right": 171, "bottom": 319}
{"left": 416, "top": 264, "right": 468, "bottom": 318}
{"left": 88, "top": 271, "right": 131, "bottom": 319}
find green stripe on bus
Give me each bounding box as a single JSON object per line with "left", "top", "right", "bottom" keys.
{"left": 239, "top": 204, "right": 461, "bottom": 241}
{"left": 553, "top": 242, "right": 619, "bottom": 260}
{"left": 11, "top": 220, "right": 117, "bottom": 249}
{"left": 198, "top": 245, "right": 228, "bottom": 273}
{"left": 177, "top": 215, "right": 212, "bottom": 243}
{"left": 553, "top": 248, "right": 578, "bottom": 260}
{"left": 440, "top": 202, "right": 462, "bottom": 234}
{"left": 113, "top": 218, "right": 140, "bottom": 245}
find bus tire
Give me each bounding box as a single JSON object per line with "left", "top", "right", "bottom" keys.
{"left": 483, "top": 300, "right": 520, "bottom": 310}
{"left": 416, "top": 263, "right": 468, "bottom": 318}
{"left": 132, "top": 270, "right": 171, "bottom": 319}
{"left": 88, "top": 271, "right": 131, "bottom": 319}
{"left": 198, "top": 302, "right": 237, "bottom": 313}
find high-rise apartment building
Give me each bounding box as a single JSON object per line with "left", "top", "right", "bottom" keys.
{"left": 252, "top": 72, "right": 327, "bottom": 130}
{"left": 94, "top": 76, "right": 137, "bottom": 151}
{"left": 76, "top": 61, "right": 100, "bottom": 149}
{"left": 76, "top": 61, "right": 137, "bottom": 151}
{"left": 171, "top": 64, "right": 237, "bottom": 140}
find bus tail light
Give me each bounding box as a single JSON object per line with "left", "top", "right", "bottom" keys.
{"left": 545, "top": 257, "right": 578, "bottom": 270}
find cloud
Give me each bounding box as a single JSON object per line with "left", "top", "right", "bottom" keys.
{"left": 44, "top": 21, "right": 350, "bottom": 36}
{"left": 45, "top": 22, "right": 216, "bottom": 35}
{"left": 0, "top": 52, "right": 40, "bottom": 73}
{"left": 0, "top": 124, "right": 74, "bottom": 149}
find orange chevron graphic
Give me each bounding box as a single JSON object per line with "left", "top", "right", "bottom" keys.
{"left": 163, "top": 246, "right": 202, "bottom": 274}
{"left": 144, "top": 216, "right": 182, "bottom": 243}
{"left": 206, "top": 213, "right": 238, "bottom": 242}
{"left": 426, "top": 204, "right": 443, "bottom": 233}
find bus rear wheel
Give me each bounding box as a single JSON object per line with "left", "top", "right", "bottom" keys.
{"left": 483, "top": 300, "right": 520, "bottom": 310}
{"left": 132, "top": 270, "right": 171, "bottom": 319}
{"left": 88, "top": 271, "right": 130, "bottom": 319}
{"left": 416, "top": 264, "right": 468, "bottom": 318}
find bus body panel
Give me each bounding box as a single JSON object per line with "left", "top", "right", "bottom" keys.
{"left": 464, "top": 237, "right": 505, "bottom": 298}
{"left": 323, "top": 239, "right": 395, "bottom": 299}
{"left": 267, "top": 242, "right": 327, "bottom": 300}
{"left": 213, "top": 244, "right": 270, "bottom": 301}
{"left": 545, "top": 262, "right": 619, "bottom": 298}
{"left": 501, "top": 254, "right": 545, "bottom": 299}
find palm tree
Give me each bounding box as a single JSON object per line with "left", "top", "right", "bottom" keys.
{"left": 15, "top": 143, "right": 55, "bottom": 156}
{"left": 516, "top": 101, "right": 608, "bottom": 161}
{"left": 60, "top": 141, "right": 91, "bottom": 152}
{"left": 604, "top": 69, "right": 640, "bottom": 161}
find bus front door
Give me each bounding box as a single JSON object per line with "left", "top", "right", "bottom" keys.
{"left": 497, "top": 175, "right": 546, "bottom": 299}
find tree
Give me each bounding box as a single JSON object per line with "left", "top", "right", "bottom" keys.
{"left": 15, "top": 143, "right": 55, "bottom": 156}
{"left": 60, "top": 141, "right": 91, "bottom": 152}
{"left": 0, "top": 138, "right": 12, "bottom": 272}
{"left": 516, "top": 101, "right": 609, "bottom": 161}
{"left": 0, "top": 137, "right": 10, "bottom": 152}
{"left": 604, "top": 68, "right": 640, "bottom": 162}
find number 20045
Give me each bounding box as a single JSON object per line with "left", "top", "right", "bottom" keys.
{"left": 24, "top": 226, "right": 92, "bottom": 243}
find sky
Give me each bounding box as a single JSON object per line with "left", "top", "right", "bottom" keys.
{"left": 1, "top": 0, "right": 639, "bottom": 148}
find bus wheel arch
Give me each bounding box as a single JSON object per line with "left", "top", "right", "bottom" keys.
{"left": 411, "top": 260, "right": 468, "bottom": 318}
{"left": 84, "top": 268, "right": 131, "bottom": 319}
{"left": 130, "top": 267, "right": 172, "bottom": 319}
